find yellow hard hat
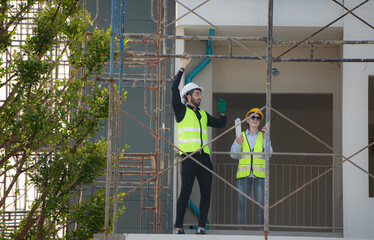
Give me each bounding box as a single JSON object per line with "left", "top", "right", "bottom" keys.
{"left": 245, "top": 108, "right": 263, "bottom": 121}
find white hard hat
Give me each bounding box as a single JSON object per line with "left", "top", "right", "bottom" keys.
{"left": 181, "top": 82, "right": 203, "bottom": 99}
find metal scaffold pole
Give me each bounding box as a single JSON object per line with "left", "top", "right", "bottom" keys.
{"left": 105, "top": 0, "right": 117, "bottom": 239}
{"left": 153, "top": 0, "right": 162, "bottom": 233}
{"left": 113, "top": 0, "right": 125, "bottom": 232}
{"left": 264, "top": 0, "right": 273, "bottom": 238}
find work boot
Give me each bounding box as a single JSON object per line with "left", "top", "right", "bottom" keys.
{"left": 175, "top": 229, "right": 185, "bottom": 234}
{"left": 196, "top": 229, "right": 206, "bottom": 234}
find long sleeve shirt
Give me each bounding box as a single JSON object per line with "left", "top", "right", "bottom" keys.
{"left": 172, "top": 69, "right": 227, "bottom": 128}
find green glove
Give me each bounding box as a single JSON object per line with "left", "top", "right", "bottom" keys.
{"left": 217, "top": 98, "right": 227, "bottom": 114}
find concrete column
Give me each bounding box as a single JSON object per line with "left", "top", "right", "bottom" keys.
{"left": 342, "top": 0, "right": 374, "bottom": 238}
{"left": 173, "top": 27, "right": 186, "bottom": 229}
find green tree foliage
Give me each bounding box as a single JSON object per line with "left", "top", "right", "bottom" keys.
{"left": 0, "top": 1, "right": 121, "bottom": 239}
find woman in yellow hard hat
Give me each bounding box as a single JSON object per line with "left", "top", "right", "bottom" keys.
{"left": 230, "top": 108, "right": 272, "bottom": 227}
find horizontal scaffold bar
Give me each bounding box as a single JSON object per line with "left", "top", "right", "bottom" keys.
{"left": 123, "top": 52, "right": 374, "bottom": 63}
{"left": 119, "top": 33, "right": 374, "bottom": 45}
{"left": 120, "top": 33, "right": 265, "bottom": 42}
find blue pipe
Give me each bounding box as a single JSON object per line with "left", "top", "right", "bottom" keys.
{"left": 185, "top": 29, "right": 214, "bottom": 230}
{"left": 110, "top": 0, "right": 117, "bottom": 79}
{"left": 187, "top": 200, "right": 209, "bottom": 229}
{"left": 185, "top": 29, "right": 214, "bottom": 84}
{"left": 119, "top": 0, "right": 125, "bottom": 95}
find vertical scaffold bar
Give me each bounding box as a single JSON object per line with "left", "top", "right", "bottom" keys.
{"left": 264, "top": 0, "right": 274, "bottom": 238}
{"left": 113, "top": 97, "right": 122, "bottom": 233}
{"left": 105, "top": 81, "right": 114, "bottom": 239}
{"left": 153, "top": 0, "right": 162, "bottom": 233}
{"left": 112, "top": 0, "right": 125, "bottom": 233}
{"left": 105, "top": 0, "right": 117, "bottom": 239}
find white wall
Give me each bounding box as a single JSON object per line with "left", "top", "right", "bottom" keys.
{"left": 213, "top": 45, "right": 341, "bottom": 94}
{"left": 176, "top": 0, "right": 343, "bottom": 28}
{"left": 173, "top": 27, "right": 185, "bottom": 228}
{"left": 342, "top": 0, "right": 374, "bottom": 239}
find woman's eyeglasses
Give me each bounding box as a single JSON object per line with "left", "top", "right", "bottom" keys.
{"left": 249, "top": 116, "right": 261, "bottom": 121}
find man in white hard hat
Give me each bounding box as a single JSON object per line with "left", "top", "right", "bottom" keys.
{"left": 173, "top": 53, "right": 227, "bottom": 234}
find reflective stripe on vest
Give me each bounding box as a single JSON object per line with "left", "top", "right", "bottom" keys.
{"left": 236, "top": 131, "right": 265, "bottom": 179}
{"left": 177, "top": 107, "right": 210, "bottom": 155}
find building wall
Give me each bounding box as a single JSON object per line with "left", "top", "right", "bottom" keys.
{"left": 342, "top": 0, "right": 374, "bottom": 238}
{"left": 176, "top": 0, "right": 343, "bottom": 28}
{"left": 213, "top": 46, "right": 341, "bottom": 94}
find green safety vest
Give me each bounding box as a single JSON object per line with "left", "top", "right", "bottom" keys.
{"left": 177, "top": 107, "right": 210, "bottom": 155}
{"left": 236, "top": 131, "right": 265, "bottom": 179}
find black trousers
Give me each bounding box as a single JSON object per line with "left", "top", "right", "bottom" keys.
{"left": 174, "top": 152, "right": 213, "bottom": 228}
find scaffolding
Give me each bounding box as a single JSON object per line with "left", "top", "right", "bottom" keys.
{"left": 2, "top": 0, "right": 374, "bottom": 239}
{"left": 102, "top": 0, "right": 374, "bottom": 238}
